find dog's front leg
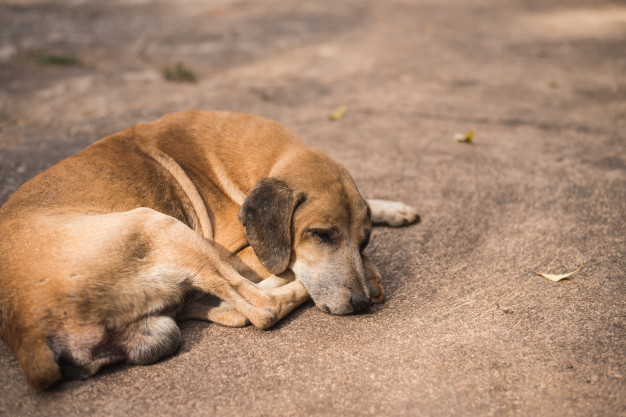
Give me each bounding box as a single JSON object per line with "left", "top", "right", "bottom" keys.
{"left": 366, "top": 199, "right": 420, "bottom": 226}
{"left": 180, "top": 265, "right": 307, "bottom": 330}
{"left": 179, "top": 246, "right": 308, "bottom": 327}
{"left": 179, "top": 274, "right": 304, "bottom": 327}
{"left": 190, "top": 272, "right": 308, "bottom": 330}
{"left": 178, "top": 300, "right": 249, "bottom": 327}
{"left": 114, "top": 208, "right": 306, "bottom": 330}
{"left": 182, "top": 254, "right": 307, "bottom": 330}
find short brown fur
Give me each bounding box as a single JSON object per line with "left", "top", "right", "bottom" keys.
{"left": 0, "top": 111, "right": 419, "bottom": 389}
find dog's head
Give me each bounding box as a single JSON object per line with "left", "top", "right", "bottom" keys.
{"left": 238, "top": 150, "right": 376, "bottom": 315}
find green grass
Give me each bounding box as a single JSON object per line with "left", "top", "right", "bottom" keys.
{"left": 163, "top": 62, "right": 197, "bottom": 83}
{"left": 36, "top": 53, "right": 83, "bottom": 67}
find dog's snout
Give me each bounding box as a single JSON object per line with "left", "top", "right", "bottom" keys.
{"left": 350, "top": 294, "right": 371, "bottom": 313}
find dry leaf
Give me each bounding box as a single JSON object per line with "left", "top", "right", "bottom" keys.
{"left": 454, "top": 129, "right": 474, "bottom": 143}
{"left": 329, "top": 106, "right": 347, "bottom": 120}
{"left": 535, "top": 265, "right": 583, "bottom": 281}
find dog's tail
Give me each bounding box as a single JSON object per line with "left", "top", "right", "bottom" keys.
{"left": 15, "top": 330, "right": 61, "bottom": 389}
{"left": 0, "top": 288, "right": 61, "bottom": 389}
{"left": 0, "top": 244, "right": 62, "bottom": 389}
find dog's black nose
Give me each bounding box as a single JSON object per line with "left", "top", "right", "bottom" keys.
{"left": 350, "top": 294, "right": 371, "bottom": 313}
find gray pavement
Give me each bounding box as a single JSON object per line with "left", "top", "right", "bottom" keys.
{"left": 0, "top": 0, "right": 624, "bottom": 415}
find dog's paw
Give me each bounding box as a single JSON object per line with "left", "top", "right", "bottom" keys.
{"left": 367, "top": 199, "right": 420, "bottom": 227}
{"left": 249, "top": 306, "right": 279, "bottom": 330}
{"left": 207, "top": 306, "right": 250, "bottom": 328}
{"left": 363, "top": 255, "right": 384, "bottom": 304}
{"left": 368, "top": 277, "right": 385, "bottom": 304}
{"left": 179, "top": 301, "right": 251, "bottom": 327}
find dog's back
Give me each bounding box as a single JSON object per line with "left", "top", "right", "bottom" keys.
{"left": 0, "top": 110, "right": 308, "bottom": 388}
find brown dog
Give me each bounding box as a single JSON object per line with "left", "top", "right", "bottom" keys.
{"left": 0, "top": 110, "right": 419, "bottom": 389}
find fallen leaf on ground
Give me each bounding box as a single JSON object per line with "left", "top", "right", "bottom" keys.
{"left": 454, "top": 129, "right": 474, "bottom": 143}
{"left": 535, "top": 265, "right": 583, "bottom": 281}
{"left": 329, "top": 106, "right": 347, "bottom": 120}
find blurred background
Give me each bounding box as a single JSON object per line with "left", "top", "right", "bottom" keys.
{"left": 2, "top": 0, "right": 623, "bottom": 203}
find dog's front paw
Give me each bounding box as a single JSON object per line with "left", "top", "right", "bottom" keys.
{"left": 208, "top": 306, "right": 250, "bottom": 328}
{"left": 367, "top": 199, "right": 420, "bottom": 227}
{"left": 363, "top": 255, "right": 384, "bottom": 304}
{"left": 249, "top": 305, "right": 279, "bottom": 330}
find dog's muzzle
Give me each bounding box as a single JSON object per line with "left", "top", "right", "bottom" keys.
{"left": 350, "top": 293, "right": 371, "bottom": 313}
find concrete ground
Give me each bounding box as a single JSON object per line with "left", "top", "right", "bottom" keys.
{"left": 0, "top": 0, "right": 624, "bottom": 415}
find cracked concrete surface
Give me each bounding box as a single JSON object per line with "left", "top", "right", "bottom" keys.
{"left": 0, "top": 0, "right": 624, "bottom": 415}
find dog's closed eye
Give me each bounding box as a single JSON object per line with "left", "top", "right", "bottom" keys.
{"left": 307, "top": 227, "right": 339, "bottom": 245}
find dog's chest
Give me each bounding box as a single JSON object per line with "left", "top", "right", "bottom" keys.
{"left": 212, "top": 213, "right": 248, "bottom": 253}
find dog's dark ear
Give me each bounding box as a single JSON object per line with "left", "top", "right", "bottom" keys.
{"left": 238, "top": 178, "right": 304, "bottom": 275}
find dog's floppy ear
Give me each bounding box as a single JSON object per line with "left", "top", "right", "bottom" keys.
{"left": 238, "top": 178, "right": 304, "bottom": 275}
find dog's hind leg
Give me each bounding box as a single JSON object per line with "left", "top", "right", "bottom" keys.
{"left": 134, "top": 207, "right": 309, "bottom": 329}
{"left": 366, "top": 199, "right": 420, "bottom": 226}
{"left": 2, "top": 208, "right": 304, "bottom": 388}
{"left": 47, "top": 207, "right": 308, "bottom": 331}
